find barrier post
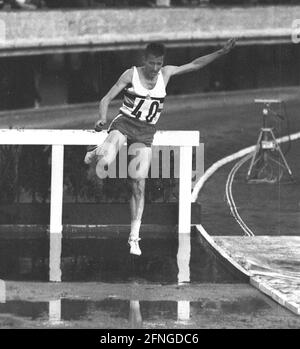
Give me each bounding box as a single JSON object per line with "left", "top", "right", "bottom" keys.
{"left": 178, "top": 146, "right": 193, "bottom": 234}
{"left": 50, "top": 145, "right": 64, "bottom": 235}
{"left": 49, "top": 145, "right": 64, "bottom": 282}
{"left": 49, "top": 233, "right": 62, "bottom": 282}
{"left": 0, "top": 129, "right": 199, "bottom": 282}
{"left": 0, "top": 279, "right": 5, "bottom": 303}
{"left": 49, "top": 299, "right": 62, "bottom": 325}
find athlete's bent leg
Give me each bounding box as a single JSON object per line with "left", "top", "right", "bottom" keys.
{"left": 94, "top": 130, "right": 126, "bottom": 178}
{"left": 85, "top": 130, "right": 126, "bottom": 166}
{"left": 130, "top": 178, "right": 146, "bottom": 225}
{"left": 128, "top": 178, "right": 145, "bottom": 256}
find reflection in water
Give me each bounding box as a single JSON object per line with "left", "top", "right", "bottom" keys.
{"left": 177, "top": 234, "right": 191, "bottom": 284}
{"left": 49, "top": 233, "right": 62, "bottom": 282}
{"left": 0, "top": 232, "right": 244, "bottom": 283}
{"left": 0, "top": 280, "right": 5, "bottom": 303}
{"left": 177, "top": 301, "right": 190, "bottom": 324}
{"left": 0, "top": 295, "right": 274, "bottom": 328}
{"left": 49, "top": 299, "right": 64, "bottom": 326}
{"left": 176, "top": 234, "right": 191, "bottom": 324}
{"left": 129, "top": 300, "right": 143, "bottom": 328}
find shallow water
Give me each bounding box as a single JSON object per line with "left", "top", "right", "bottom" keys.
{"left": 0, "top": 295, "right": 279, "bottom": 329}
{"left": 2, "top": 232, "right": 299, "bottom": 328}
{"left": 0, "top": 233, "right": 243, "bottom": 283}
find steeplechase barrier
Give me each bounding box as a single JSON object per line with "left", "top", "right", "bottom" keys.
{"left": 0, "top": 129, "right": 200, "bottom": 235}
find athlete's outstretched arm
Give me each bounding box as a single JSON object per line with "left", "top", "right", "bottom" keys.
{"left": 164, "top": 38, "right": 236, "bottom": 78}
{"left": 95, "top": 69, "right": 132, "bottom": 130}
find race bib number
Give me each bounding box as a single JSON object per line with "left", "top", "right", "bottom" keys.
{"left": 131, "top": 97, "right": 161, "bottom": 123}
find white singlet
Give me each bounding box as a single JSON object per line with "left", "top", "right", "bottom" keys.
{"left": 119, "top": 66, "right": 166, "bottom": 125}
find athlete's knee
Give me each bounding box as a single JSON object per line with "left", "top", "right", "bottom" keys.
{"left": 97, "top": 143, "right": 117, "bottom": 165}
{"left": 130, "top": 170, "right": 149, "bottom": 180}
{"left": 129, "top": 161, "right": 150, "bottom": 180}
{"left": 100, "top": 153, "right": 116, "bottom": 166}
{"left": 128, "top": 145, "right": 151, "bottom": 180}
{"left": 131, "top": 178, "right": 145, "bottom": 198}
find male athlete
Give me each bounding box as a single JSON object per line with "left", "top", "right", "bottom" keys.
{"left": 85, "top": 39, "right": 236, "bottom": 255}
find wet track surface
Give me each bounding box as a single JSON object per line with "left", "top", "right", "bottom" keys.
{"left": 1, "top": 233, "right": 300, "bottom": 328}
{"left": 1, "top": 281, "right": 300, "bottom": 328}
{"left": 0, "top": 295, "right": 283, "bottom": 329}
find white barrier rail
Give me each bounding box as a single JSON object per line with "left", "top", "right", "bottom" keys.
{"left": 0, "top": 129, "right": 200, "bottom": 235}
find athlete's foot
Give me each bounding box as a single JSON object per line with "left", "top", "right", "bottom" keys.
{"left": 84, "top": 146, "right": 98, "bottom": 165}
{"left": 128, "top": 238, "right": 142, "bottom": 256}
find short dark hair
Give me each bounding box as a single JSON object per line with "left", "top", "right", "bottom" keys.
{"left": 145, "top": 42, "right": 166, "bottom": 58}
